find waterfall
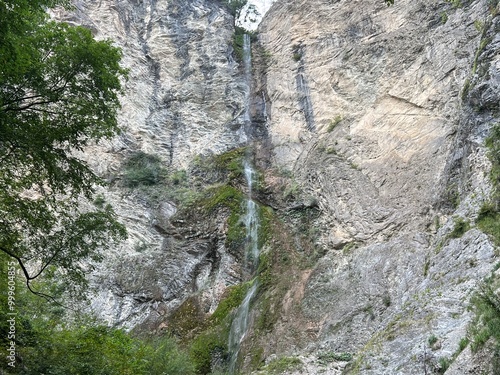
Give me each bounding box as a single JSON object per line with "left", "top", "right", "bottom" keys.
{"left": 228, "top": 282, "right": 257, "bottom": 374}
{"left": 242, "top": 33, "right": 252, "bottom": 135}
{"left": 227, "top": 33, "right": 260, "bottom": 374}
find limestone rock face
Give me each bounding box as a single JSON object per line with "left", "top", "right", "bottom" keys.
{"left": 254, "top": 0, "right": 500, "bottom": 373}
{"left": 56, "top": 0, "right": 500, "bottom": 373}
{"left": 54, "top": 0, "right": 249, "bottom": 328}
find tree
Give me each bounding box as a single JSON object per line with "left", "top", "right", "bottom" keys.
{"left": 0, "top": 0, "right": 127, "bottom": 298}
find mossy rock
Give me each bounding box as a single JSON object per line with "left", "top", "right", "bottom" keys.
{"left": 168, "top": 297, "right": 207, "bottom": 342}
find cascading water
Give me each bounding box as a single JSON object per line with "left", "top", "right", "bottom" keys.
{"left": 227, "top": 33, "right": 260, "bottom": 374}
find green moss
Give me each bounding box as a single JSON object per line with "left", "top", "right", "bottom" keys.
{"left": 263, "top": 356, "right": 303, "bottom": 374}
{"left": 168, "top": 297, "right": 206, "bottom": 342}
{"left": 210, "top": 282, "right": 251, "bottom": 326}
{"left": 327, "top": 115, "right": 342, "bottom": 132}
{"left": 476, "top": 202, "right": 500, "bottom": 245}
{"left": 317, "top": 351, "right": 353, "bottom": 364}
{"left": 441, "top": 11, "right": 449, "bottom": 24}
{"left": 201, "top": 185, "right": 246, "bottom": 251}
{"left": 212, "top": 147, "right": 246, "bottom": 180}
{"left": 449, "top": 216, "right": 470, "bottom": 239}
{"left": 256, "top": 251, "right": 273, "bottom": 291}
{"left": 203, "top": 185, "right": 243, "bottom": 212}
{"left": 255, "top": 292, "right": 280, "bottom": 333}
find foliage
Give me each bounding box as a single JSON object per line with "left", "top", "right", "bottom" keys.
{"left": 477, "top": 124, "right": 500, "bottom": 245}
{"left": 202, "top": 184, "right": 246, "bottom": 251}
{"left": 223, "top": 0, "right": 260, "bottom": 27}
{"left": 122, "top": 151, "right": 166, "bottom": 187}
{"left": 449, "top": 216, "right": 470, "bottom": 239}
{"left": 210, "top": 282, "right": 251, "bottom": 325}
{"left": 468, "top": 264, "right": 500, "bottom": 372}
{"left": 0, "top": 254, "right": 194, "bottom": 375}
{"left": 327, "top": 115, "right": 343, "bottom": 132}
{"left": 446, "top": 0, "right": 463, "bottom": 8}
{"left": 224, "top": 0, "right": 248, "bottom": 19}
{"left": 476, "top": 202, "right": 500, "bottom": 245}
{"left": 437, "top": 357, "right": 452, "bottom": 374}
{"left": 317, "top": 351, "right": 353, "bottom": 364}
{"left": 121, "top": 150, "right": 207, "bottom": 207}
{"left": 190, "top": 329, "right": 229, "bottom": 375}
{"left": 262, "top": 356, "right": 303, "bottom": 374}
{"left": 0, "top": 0, "right": 127, "bottom": 296}
{"left": 441, "top": 12, "right": 449, "bottom": 24}
{"left": 168, "top": 297, "right": 206, "bottom": 341}
{"left": 485, "top": 124, "right": 500, "bottom": 197}
{"left": 469, "top": 280, "right": 500, "bottom": 354}
{"left": 232, "top": 26, "right": 258, "bottom": 62}
{"left": 428, "top": 334, "right": 438, "bottom": 346}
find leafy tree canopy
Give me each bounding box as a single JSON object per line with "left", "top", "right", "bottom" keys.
{"left": 0, "top": 0, "right": 127, "bottom": 298}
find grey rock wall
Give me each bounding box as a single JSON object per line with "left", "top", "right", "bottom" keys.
{"left": 254, "top": 0, "right": 500, "bottom": 373}
{"left": 54, "top": 0, "right": 249, "bottom": 328}
{"left": 54, "top": 0, "right": 500, "bottom": 372}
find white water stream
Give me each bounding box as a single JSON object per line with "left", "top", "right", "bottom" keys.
{"left": 227, "top": 33, "right": 260, "bottom": 374}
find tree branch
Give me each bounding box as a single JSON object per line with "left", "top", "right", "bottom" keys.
{"left": 0, "top": 245, "right": 74, "bottom": 309}
{"left": 0, "top": 245, "right": 36, "bottom": 281}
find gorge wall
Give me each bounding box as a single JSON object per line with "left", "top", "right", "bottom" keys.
{"left": 58, "top": 0, "right": 500, "bottom": 373}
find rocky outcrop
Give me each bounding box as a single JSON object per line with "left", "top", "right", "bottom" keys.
{"left": 55, "top": 0, "right": 500, "bottom": 373}
{"left": 248, "top": 0, "right": 500, "bottom": 373}
{"left": 53, "top": 0, "right": 252, "bottom": 328}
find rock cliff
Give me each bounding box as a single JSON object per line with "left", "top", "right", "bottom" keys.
{"left": 58, "top": 0, "right": 500, "bottom": 373}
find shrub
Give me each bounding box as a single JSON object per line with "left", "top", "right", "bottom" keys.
{"left": 449, "top": 216, "right": 470, "bottom": 239}
{"left": 317, "top": 351, "right": 353, "bottom": 364}
{"left": 264, "top": 356, "right": 303, "bottom": 374}
{"left": 428, "top": 334, "right": 438, "bottom": 346}
{"left": 190, "top": 330, "right": 229, "bottom": 375}
{"left": 122, "top": 151, "right": 165, "bottom": 187}
{"left": 476, "top": 202, "right": 500, "bottom": 245}
{"left": 327, "top": 115, "right": 343, "bottom": 132}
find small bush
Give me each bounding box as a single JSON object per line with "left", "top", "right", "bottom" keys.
{"left": 190, "top": 330, "right": 229, "bottom": 375}
{"left": 317, "top": 351, "right": 353, "bottom": 364}
{"left": 476, "top": 202, "right": 500, "bottom": 245}
{"left": 469, "top": 282, "right": 500, "bottom": 353}
{"left": 437, "top": 356, "right": 451, "bottom": 374}
{"left": 122, "top": 151, "right": 165, "bottom": 187}
{"left": 428, "top": 334, "right": 438, "bottom": 346}
{"left": 449, "top": 216, "right": 470, "bottom": 239}
{"left": 458, "top": 337, "right": 469, "bottom": 352}
{"left": 264, "top": 356, "right": 303, "bottom": 374}
{"left": 327, "top": 115, "right": 342, "bottom": 132}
